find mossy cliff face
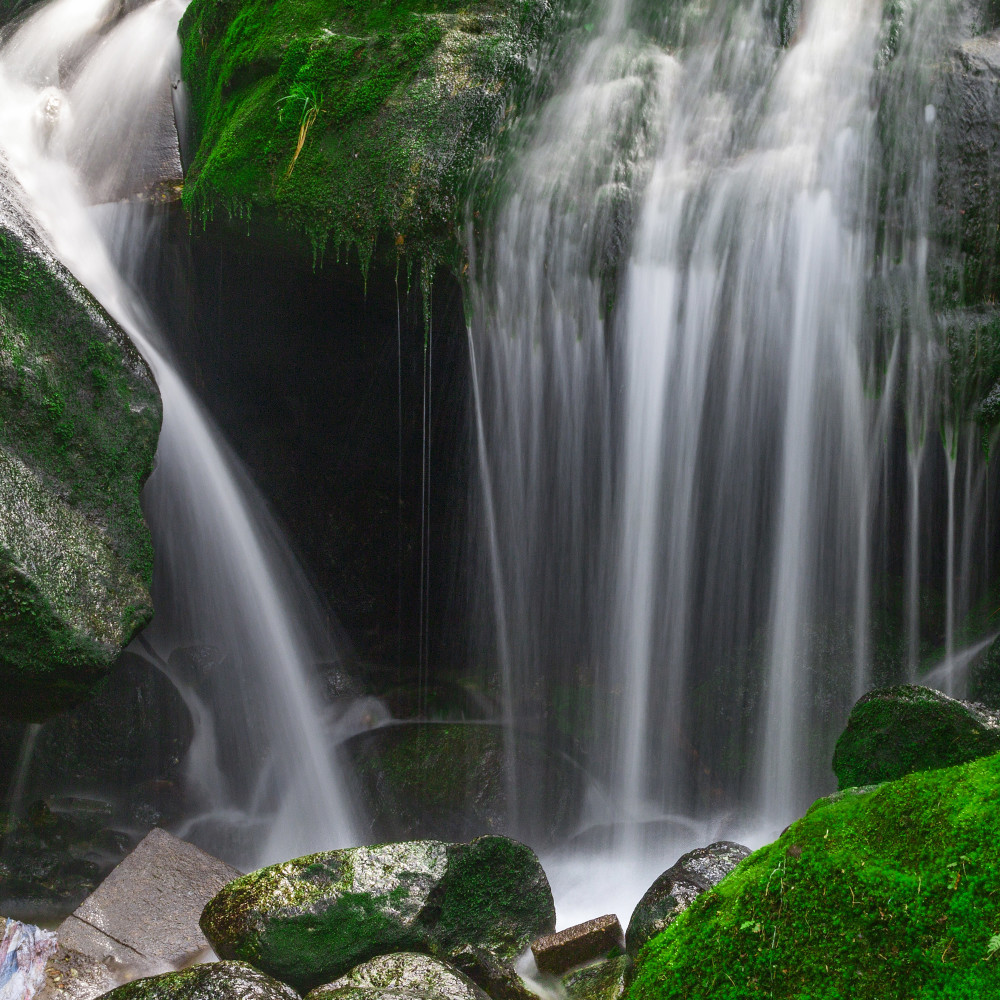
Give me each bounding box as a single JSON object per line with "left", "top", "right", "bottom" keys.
{"left": 628, "top": 751, "right": 1000, "bottom": 999}
{"left": 0, "top": 164, "right": 160, "bottom": 721}
{"left": 200, "top": 836, "right": 556, "bottom": 994}
{"left": 178, "top": 0, "right": 551, "bottom": 274}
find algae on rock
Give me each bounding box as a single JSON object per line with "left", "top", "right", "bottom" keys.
{"left": 0, "top": 163, "right": 160, "bottom": 720}
{"left": 200, "top": 836, "right": 556, "bottom": 994}
{"left": 178, "top": 0, "right": 552, "bottom": 275}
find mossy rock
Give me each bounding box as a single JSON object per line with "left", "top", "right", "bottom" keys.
{"left": 627, "top": 751, "right": 1000, "bottom": 999}
{"left": 560, "top": 956, "right": 629, "bottom": 1000}
{"left": 200, "top": 836, "right": 556, "bottom": 994}
{"left": 98, "top": 961, "right": 299, "bottom": 1000}
{"left": 0, "top": 163, "right": 160, "bottom": 720}
{"left": 306, "top": 952, "right": 490, "bottom": 1000}
{"left": 178, "top": 0, "right": 552, "bottom": 275}
{"left": 832, "top": 684, "right": 1000, "bottom": 790}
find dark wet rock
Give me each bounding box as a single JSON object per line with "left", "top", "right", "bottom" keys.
{"left": 968, "top": 634, "right": 1000, "bottom": 708}
{"left": 560, "top": 956, "right": 629, "bottom": 1000}
{"left": 98, "top": 962, "right": 298, "bottom": 1000}
{"left": 625, "top": 842, "right": 751, "bottom": 958}
{"left": 305, "top": 953, "right": 489, "bottom": 1000}
{"left": 531, "top": 915, "right": 624, "bottom": 975}
{"left": 200, "top": 836, "right": 556, "bottom": 994}
{"left": 832, "top": 684, "right": 1000, "bottom": 789}
{"left": 341, "top": 723, "right": 584, "bottom": 846}
{"left": 0, "top": 158, "right": 160, "bottom": 721}
{"left": 57, "top": 828, "right": 240, "bottom": 977}
{"left": 446, "top": 946, "right": 538, "bottom": 1000}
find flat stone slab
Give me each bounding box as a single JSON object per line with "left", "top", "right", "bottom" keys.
{"left": 56, "top": 828, "right": 240, "bottom": 977}
{"left": 531, "top": 915, "right": 624, "bottom": 975}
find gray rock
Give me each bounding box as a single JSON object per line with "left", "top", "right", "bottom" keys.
{"left": 531, "top": 916, "right": 623, "bottom": 975}
{"left": 445, "top": 946, "right": 538, "bottom": 1000}
{"left": 95, "top": 962, "right": 298, "bottom": 1000}
{"left": 305, "top": 954, "right": 489, "bottom": 1000}
{"left": 0, "top": 917, "right": 57, "bottom": 1000}
{"left": 625, "top": 842, "right": 751, "bottom": 957}
{"left": 57, "top": 828, "right": 240, "bottom": 977}
{"left": 0, "top": 156, "right": 160, "bottom": 721}
{"left": 560, "top": 956, "right": 629, "bottom": 1000}
{"left": 200, "top": 836, "right": 556, "bottom": 994}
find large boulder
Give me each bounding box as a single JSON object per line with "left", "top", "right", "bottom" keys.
{"left": 97, "top": 962, "right": 298, "bottom": 1000}
{"left": 832, "top": 684, "right": 1000, "bottom": 789}
{"left": 200, "top": 836, "right": 556, "bottom": 994}
{"left": 177, "top": 0, "right": 552, "bottom": 274}
{"left": 626, "top": 751, "right": 1000, "bottom": 998}
{"left": 0, "top": 161, "right": 160, "bottom": 720}
{"left": 305, "top": 953, "right": 489, "bottom": 1000}
{"left": 341, "top": 723, "right": 584, "bottom": 847}
{"left": 624, "top": 842, "right": 750, "bottom": 959}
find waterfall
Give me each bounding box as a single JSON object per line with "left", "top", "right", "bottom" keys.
{"left": 467, "top": 0, "right": 982, "bottom": 921}
{"left": 0, "top": 0, "right": 358, "bottom": 868}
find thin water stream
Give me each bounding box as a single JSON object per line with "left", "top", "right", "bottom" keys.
{"left": 0, "top": 0, "right": 358, "bottom": 869}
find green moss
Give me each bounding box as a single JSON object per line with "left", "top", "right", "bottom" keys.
{"left": 628, "top": 751, "right": 1000, "bottom": 999}
{"left": 832, "top": 685, "right": 1000, "bottom": 790}
{"left": 200, "top": 836, "right": 554, "bottom": 994}
{"left": 430, "top": 836, "right": 555, "bottom": 960}
{"left": 0, "top": 207, "right": 160, "bottom": 719}
{"left": 179, "top": 0, "right": 552, "bottom": 278}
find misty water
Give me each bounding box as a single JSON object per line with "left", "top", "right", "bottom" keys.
{"left": 0, "top": 0, "right": 998, "bottom": 941}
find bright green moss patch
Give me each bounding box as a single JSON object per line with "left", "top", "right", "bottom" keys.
{"left": 0, "top": 192, "right": 161, "bottom": 720}
{"left": 628, "top": 752, "right": 1000, "bottom": 999}
{"left": 179, "top": 0, "right": 552, "bottom": 275}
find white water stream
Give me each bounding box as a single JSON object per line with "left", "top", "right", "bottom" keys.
{"left": 468, "top": 0, "right": 988, "bottom": 925}
{"left": 0, "top": 0, "right": 359, "bottom": 868}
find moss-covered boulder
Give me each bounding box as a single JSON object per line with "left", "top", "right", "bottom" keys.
{"left": 305, "top": 953, "right": 490, "bottom": 1000}
{"left": 341, "top": 723, "right": 585, "bottom": 846}
{"left": 627, "top": 751, "right": 1000, "bottom": 999}
{"left": 831, "top": 684, "right": 1000, "bottom": 789}
{"left": 98, "top": 961, "right": 299, "bottom": 1000}
{"left": 0, "top": 164, "right": 160, "bottom": 721}
{"left": 178, "top": 0, "right": 551, "bottom": 274}
{"left": 624, "top": 842, "right": 750, "bottom": 959}
{"left": 200, "top": 836, "right": 556, "bottom": 994}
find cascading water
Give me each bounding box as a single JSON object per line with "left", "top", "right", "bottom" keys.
{"left": 467, "top": 0, "right": 994, "bottom": 923}
{"left": 0, "top": 0, "right": 364, "bottom": 868}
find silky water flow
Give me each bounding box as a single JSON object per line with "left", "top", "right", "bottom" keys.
{"left": 0, "top": 0, "right": 370, "bottom": 869}
{"left": 465, "top": 0, "right": 994, "bottom": 926}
